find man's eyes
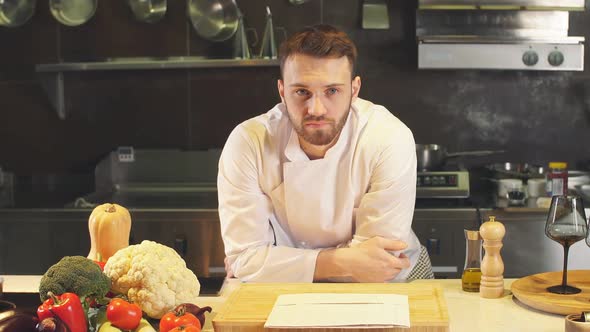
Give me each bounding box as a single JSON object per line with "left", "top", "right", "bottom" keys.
{"left": 326, "top": 88, "right": 338, "bottom": 95}
{"left": 294, "top": 88, "right": 338, "bottom": 96}
{"left": 295, "top": 89, "right": 310, "bottom": 96}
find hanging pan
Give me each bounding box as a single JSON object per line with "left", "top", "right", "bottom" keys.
{"left": 0, "top": 0, "right": 36, "bottom": 27}
{"left": 127, "top": 0, "right": 166, "bottom": 23}
{"left": 49, "top": 0, "right": 97, "bottom": 26}
{"left": 188, "top": 0, "right": 239, "bottom": 42}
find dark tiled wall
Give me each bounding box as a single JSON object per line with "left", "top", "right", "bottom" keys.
{"left": 1, "top": 0, "right": 590, "bottom": 174}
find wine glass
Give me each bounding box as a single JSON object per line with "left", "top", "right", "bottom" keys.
{"left": 545, "top": 195, "right": 588, "bottom": 294}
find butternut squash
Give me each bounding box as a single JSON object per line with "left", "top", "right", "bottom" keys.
{"left": 87, "top": 203, "right": 131, "bottom": 262}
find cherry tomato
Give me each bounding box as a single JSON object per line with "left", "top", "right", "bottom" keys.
{"left": 159, "top": 311, "right": 201, "bottom": 332}
{"left": 106, "top": 298, "right": 142, "bottom": 330}
{"left": 170, "top": 325, "right": 202, "bottom": 332}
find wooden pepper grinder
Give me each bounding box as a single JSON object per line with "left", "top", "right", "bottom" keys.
{"left": 479, "top": 215, "right": 506, "bottom": 298}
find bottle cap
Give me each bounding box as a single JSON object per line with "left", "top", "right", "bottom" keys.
{"left": 464, "top": 229, "right": 481, "bottom": 240}
{"left": 549, "top": 162, "right": 567, "bottom": 169}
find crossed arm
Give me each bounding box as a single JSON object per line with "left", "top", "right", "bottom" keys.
{"left": 314, "top": 237, "right": 411, "bottom": 282}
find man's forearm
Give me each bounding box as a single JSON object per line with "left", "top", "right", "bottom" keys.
{"left": 313, "top": 248, "right": 354, "bottom": 282}
{"left": 313, "top": 237, "right": 411, "bottom": 283}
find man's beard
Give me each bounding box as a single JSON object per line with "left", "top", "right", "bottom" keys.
{"left": 287, "top": 101, "right": 351, "bottom": 146}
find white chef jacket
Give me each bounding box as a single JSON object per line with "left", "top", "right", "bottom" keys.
{"left": 217, "top": 97, "right": 420, "bottom": 282}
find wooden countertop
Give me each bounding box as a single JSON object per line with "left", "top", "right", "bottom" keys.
{"left": 1, "top": 275, "right": 566, "bottom": 332}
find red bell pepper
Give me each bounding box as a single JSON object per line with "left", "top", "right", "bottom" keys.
{"left": 37, "top": 292, "right": 87, "bottom": 332}
{"left": 106, "top": 298, "right": 142, "bottom": 330}
{"left": 94, "top": 260, "right": 106, "bottom": 271}
{"left": 93, "top": 253, "right": 106, "bottom": 271}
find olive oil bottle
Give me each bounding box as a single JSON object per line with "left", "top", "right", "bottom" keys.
{"left": 462, "top": 267, "right": 482, "bottom": 292}
{"left": 462, "top": 230, "right": 483, "bottom": 292}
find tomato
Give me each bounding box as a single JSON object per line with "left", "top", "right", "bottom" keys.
{"left": 159, "top": 311, "right": 201, "bottom": 332}
{"left": 106, "top": 298, "right": 142, "bottom": 330}
{"left": 169, "top": 325, "right": 202, "bottom": 332}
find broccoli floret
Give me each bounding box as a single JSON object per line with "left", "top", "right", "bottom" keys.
{"left": 39, "top": 256, "right": 111, "bottom": 302}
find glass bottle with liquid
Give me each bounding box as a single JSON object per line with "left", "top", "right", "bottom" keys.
{"left": 462, "top": 229, "right": 483, "bottom": 292}
{"left": 546, "top": 162, "right": 568, "bottom": 197}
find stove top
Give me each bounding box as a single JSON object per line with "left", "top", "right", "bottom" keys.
{"left": 416, "top": 171, "right": 470, "bottom": 199}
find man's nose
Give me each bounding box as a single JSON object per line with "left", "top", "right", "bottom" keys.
{"left": 308, "top": 96, "right": 327, "bottom": 117}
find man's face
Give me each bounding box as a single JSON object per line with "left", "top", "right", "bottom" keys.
{"left": 278, "top": 54, "right": 361, "bottom": 147}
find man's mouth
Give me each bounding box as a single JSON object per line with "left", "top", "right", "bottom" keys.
{"left": 304, "top": 121, "right": 331, "bottom": 128}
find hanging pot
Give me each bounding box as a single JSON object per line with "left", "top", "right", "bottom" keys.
{"left": 127, "top": 0, "right": 166, "bottom": 23}
{"left": 49, "top": 0, "right": 97, "bottom": 26}
{"left": 416, "top": 144, "right": 504, "bottom": 171}
{"left": 187, "top": 0, "right": 239, "bottom": 42}
{"left": 0, "top": 0, "right": 36, "bottom": 27}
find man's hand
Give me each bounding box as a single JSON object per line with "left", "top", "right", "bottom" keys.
{"left": 314, "top": 236, "right": 410, "bottom": 283}
{"left": 224, "top": 256, "right": 235, "bottom": 279}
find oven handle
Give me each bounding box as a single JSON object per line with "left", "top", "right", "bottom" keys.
{"left": 426, "top": 238, "right": 440, "bottom": 255}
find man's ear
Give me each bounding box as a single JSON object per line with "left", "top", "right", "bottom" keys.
{"left": 351, "top": 76, "right": 361, "bottom": 102}
{"left": 278, "top": 79, "right": 285, "bottom": 103}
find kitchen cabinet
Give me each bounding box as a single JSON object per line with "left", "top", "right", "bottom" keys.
{"left": 0, "top": 219, "right": 54, "bottom": 274}
{"left": 482, "top": 209, "right": 590, "bottom": 277}
{"left": 0, "top": 210, "right": 89, "bottom": 274}
{"left": 129, "top": 211, "right": 225, "bottom": 277}
{"left": 413, "top": 208, "right": 590, "bottom": 279}
{"left": 412, "top": 209, "right": 477, "bottom": 278}
{"left": 0, "top": 209, "right": 225, "bottom": 277}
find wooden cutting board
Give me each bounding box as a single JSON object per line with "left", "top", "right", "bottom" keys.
{"left": 213, "top": 283, "right": 449, "bottom": 332}
{"left": 511, "top": 270, "right": 590, "bottom": 315}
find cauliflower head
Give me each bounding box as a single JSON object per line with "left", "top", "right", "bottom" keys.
{"left": 103, "top": 240, "right": 201, "bottom": 318}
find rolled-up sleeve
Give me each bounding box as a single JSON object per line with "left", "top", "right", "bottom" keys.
{"left": 351, "top": 121, "right": 420, "bottom": 280}
{"left": 217, "top": 126, "right": 319, "bottom": 282}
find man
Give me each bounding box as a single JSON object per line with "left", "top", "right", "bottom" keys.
{"left": 218, "top": 24, "right": 432, "bottom": 282}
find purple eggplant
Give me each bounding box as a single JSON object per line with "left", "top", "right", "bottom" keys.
{"left": 173, "top": 303, "right": 212, "bottom": 328}
{"left": 37, "top": 317, "right": 71, "bottom": 332}
{"left": 0, "top": 309, "right": 39, "bottom": 332}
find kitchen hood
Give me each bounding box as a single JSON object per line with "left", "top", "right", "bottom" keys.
{"left": 418, "top": 0, "right": 585, "bottom": 11}
{"left": 416, "top": 10, "right": 585, "bottom": 71}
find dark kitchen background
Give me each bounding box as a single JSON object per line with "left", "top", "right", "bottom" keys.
{"left": 2, "top": 0, "right": 590, "bottom": 279}
{"left": 2, "top": 0, "right": 590, "bottom": 176}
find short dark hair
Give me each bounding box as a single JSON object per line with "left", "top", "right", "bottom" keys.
{"left": 279, "top": 24, "right": 358, "bottom": 79}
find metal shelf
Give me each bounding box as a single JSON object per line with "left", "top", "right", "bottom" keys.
{"left": 36, "top": 57, "right": 280, "bottom": 72}
{"left": 35, "top": 57, "right": 280, "bottom": 119}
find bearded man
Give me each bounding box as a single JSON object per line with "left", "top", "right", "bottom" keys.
{"left": 217, "top": 24, "right": 433, "bottom": 282}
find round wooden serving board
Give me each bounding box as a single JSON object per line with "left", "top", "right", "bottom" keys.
{"left": 511, "top": 270, "right": 590, "bottom": 315}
